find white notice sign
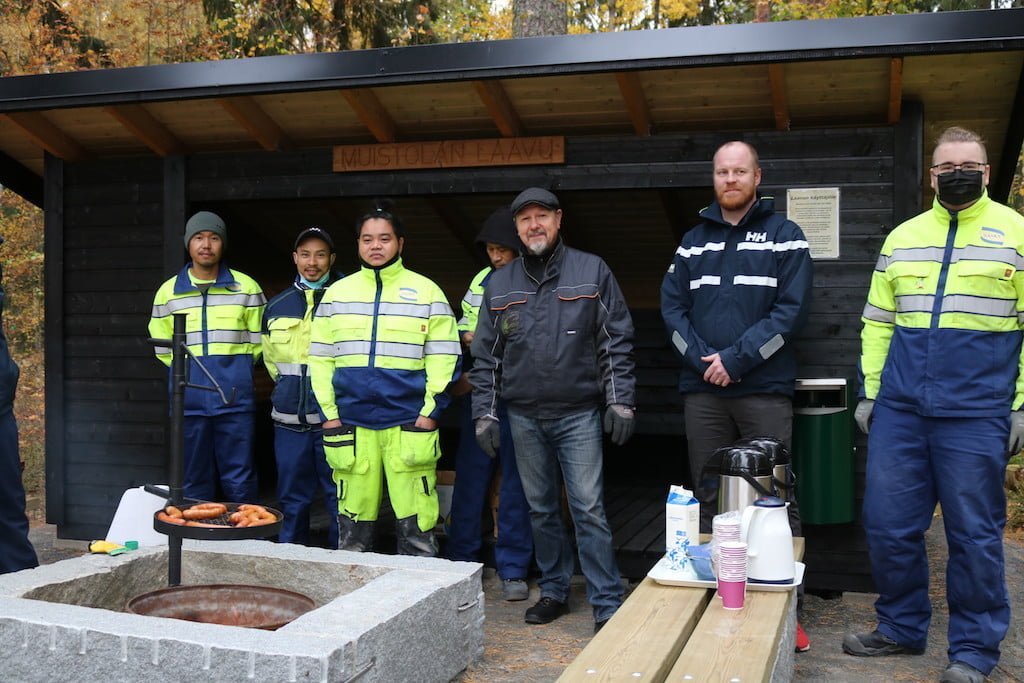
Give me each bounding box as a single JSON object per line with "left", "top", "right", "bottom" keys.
{"left": 786, "top": 187, "right": 840, "bottom": 259}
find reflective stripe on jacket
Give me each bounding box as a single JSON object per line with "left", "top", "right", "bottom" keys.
{"left": 861, "top": 191, "right": 1024, "bottom": 416}
{"left": 263, "top": 273, "right": 341, "bottom": 426}
{"left": 149, "top": 264, "right": 265, "bottom": 415}
{"left": 308, "top": 258, "right": 461, "bottom": 428}
{"left": 457, "top": 267, "right": 491, "bottom": 337}
{"left": 470, "top": 240, "right": 636, "bottom": 420}
{"left": 660, "top": 196, "right": 813, "bottom": 397}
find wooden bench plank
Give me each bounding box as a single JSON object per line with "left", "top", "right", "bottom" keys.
{"left": 558, "top": 578, "right": 711, "bottom": 683}
{"left": 667, "top": 589, "right": 794, "bottom": 683}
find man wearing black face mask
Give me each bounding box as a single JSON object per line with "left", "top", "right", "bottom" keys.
{"left": 844, "top": 127, "right": 1024, "bottom": 683}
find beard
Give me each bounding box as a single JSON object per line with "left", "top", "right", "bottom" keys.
{"left": 716, "top": 186, "right": 756, "bottom": 212}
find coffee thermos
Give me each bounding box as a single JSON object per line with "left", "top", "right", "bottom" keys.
{"left": 734, "top": 437, "right": 795, "bottom": 505}
{"left": 713, "top": 444, "right": 775, "bottom": 515}
{"left": 711, "top": 437, "right": 797, "bottom": 515}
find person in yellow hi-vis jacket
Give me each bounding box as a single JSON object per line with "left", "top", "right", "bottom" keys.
{"left": 309, "top": 202, "right": 461, "bottom": 556}
{"left": 149, "top": 211, "right": 265, "bottom": 503}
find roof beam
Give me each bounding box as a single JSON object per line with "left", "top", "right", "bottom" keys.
{"left": 887, "top": 57, "right": 903, "bottom": 125}
{"left": 424, "top": 196, "right": 481, "bottom": 263}
{"left": 104, "top": 104, "right": 186, "bottom": 157}
{"left": 218, "top": 96, "right": 293, "bottom": 151}
{"left": 1, "top": 112, "right": 87, "bottom": 161}
{"left": 767, "top": 64, "right": 790, "bottom": 131}
{"left": 472, "top": 80, "right": 524, "bottom": 138}
{"left": 340, "top": 89, "right": 397, "bottom": 143}
{"left": 992, "top": 60, "right": 1024, "bottom": 202}
{"left": 614, "top": 72, "right": 653, "bottom": 136}
{"left": 0, "top": 149, "right": 43, "bottom": 207}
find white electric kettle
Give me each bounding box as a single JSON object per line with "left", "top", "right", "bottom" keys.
{"left": 740, "top": 496, "right": 795, "bottom": 584}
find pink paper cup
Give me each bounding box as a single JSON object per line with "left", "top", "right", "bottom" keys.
{"left": 718, "top": 578, "right": 746, "bottom": 609}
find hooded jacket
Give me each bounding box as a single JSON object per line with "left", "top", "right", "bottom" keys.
{"left": 458, "top": 207, "right": 521, "bottom": 338}
{"left": 471, "top": 238, "right": 636, "bottom": 419}
{"left": 660, "top": 196, "right": 813, "bottom": 397}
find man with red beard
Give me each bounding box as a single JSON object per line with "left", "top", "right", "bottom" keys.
{"left": 660, "top": 141, "right": 813, "bottom": 533}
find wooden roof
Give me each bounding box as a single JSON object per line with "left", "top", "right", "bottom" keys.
{"left": 1, "top": 9, "right": 1023, "bottom": 206}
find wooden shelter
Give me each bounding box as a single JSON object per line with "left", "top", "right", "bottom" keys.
{"left": 0, "top": 8, "right": 1022, "bottom": 591}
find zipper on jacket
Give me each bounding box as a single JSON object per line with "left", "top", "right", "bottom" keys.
{"left": 369, "top": 270, "right": 383, "bottom": 369}
{"left": 298, "top": 288, "right": 313, "bottom": 426}
{"left": 201, "top": 289, "right": 210, "bottom": 356}
{"left": 930, "top": 212, "right": 959, "bottom": 329}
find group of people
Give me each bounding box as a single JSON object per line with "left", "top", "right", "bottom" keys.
{"left": 138, "top": 125, "right": 1014, "bottom": 682}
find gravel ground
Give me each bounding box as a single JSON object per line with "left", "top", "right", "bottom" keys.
{"left": 27, "top": 516, "right": 1024, "bottom": 682}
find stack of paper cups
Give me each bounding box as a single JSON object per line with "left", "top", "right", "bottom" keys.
{"left": 717, "top": 540, "right": 748, "bottom": 610}
{"left": 711, "top": 516, "right": 742, "bottom": 578}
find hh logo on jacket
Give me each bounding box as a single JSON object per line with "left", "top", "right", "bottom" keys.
{"left": 745, "top": 232, "right": 767, "bottom": 242}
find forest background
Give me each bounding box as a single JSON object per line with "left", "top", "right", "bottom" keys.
{"left": 1, "top": 0, "right": 1023, "bottom": 525}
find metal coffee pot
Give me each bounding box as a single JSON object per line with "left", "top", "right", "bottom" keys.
{"left": 712, "top": 444, "right": 777, "bottom": 515}
{"left": 734, "top": 436, "right": 796, "bottom": 505}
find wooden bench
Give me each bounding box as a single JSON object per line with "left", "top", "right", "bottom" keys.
{"left": 559, "top": 537, "right": 804, "bottom": 683}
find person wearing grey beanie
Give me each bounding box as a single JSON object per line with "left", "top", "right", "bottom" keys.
{"left": 149, "top": 210, "right": 266, "bottom": 504}
{"left": 183, "top": 211, "right": 227, "bottom": 249}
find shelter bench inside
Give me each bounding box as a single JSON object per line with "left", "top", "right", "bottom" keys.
{"left": 559, "top": 537, "right": 805, "bottom": 683}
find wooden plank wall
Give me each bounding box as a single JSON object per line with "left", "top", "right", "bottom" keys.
{"left": 55, "top": 156, "right": 167, "bottom": 538}
{"left": 51, "top": 127, "right": 891, "bottom": 591}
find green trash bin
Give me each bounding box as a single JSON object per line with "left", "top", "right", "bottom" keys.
{"left": 792, "top": 378, "right": 855, "bottom": 524}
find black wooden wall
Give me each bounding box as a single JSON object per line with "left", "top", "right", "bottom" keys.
{"left": 46, "top": 116, "right": 921, "bottom": 592}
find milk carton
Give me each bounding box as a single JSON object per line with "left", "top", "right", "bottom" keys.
{"left": 666, "top": 485, "right": 700, "bottom": 552}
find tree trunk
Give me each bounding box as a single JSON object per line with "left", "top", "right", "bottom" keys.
{"left": 512, "top": 0, "right": 567, "bottom": 37}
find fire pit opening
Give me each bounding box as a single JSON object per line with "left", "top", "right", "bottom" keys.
{"left": 127, "top": 583, "right": 315, "bottom": 630}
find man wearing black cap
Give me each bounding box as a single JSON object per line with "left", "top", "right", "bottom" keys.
{"left": 471, "top": 188, "right": 637, "bottom": 632}
{"left": 149, "top": 210, "right": 266, "bottom": 503}
{"left": 262, "top": 227, "right": 343, "bottom": 547}
{"left": 447, "top": 207, "right": 533, "bottom": 602}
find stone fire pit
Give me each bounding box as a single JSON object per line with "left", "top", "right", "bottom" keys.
{"left": 0, "top": 540, "right": 484, "bottom": 682}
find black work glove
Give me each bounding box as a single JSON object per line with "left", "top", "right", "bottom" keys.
{"left": 604, "top": 404, "right": 636, "bottom": 446}
{"left": 474, "top": 416, "right": 500, "bottom": 458}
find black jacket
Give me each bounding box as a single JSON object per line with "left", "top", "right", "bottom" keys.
{"left": 471, "top": 239, "right": 636, "bottom": 419}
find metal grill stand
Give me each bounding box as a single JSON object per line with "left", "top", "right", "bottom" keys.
{"left": 148, "top": 313, "right": 281, "bottom": 586}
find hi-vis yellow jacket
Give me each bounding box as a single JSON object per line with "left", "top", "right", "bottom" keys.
{"left": 861, "top": 192, "right": 1024, "bottom": 416}
{"left": 149, "top": 264, "right": 265, "bottom": 415}
{"left": 309, "top": 258, "right": 461, "bottom": 429}
{"left": 457, "top": 267, "right": 491, "bottom": 338}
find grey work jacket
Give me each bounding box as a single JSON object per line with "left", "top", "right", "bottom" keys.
{"left": 470, "top": 240, "right": 636, "bottom": 420}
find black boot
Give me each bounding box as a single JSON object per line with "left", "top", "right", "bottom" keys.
{"left": 395, "top": 515, "right": 438, "bottom": 557}
{"left": 337, "top": 515, "right": 375, "bottom": 552}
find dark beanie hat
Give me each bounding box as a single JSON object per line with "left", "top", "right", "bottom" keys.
{"left": 183, "top": 211, "right": 226, "bottom": 248}
{"left": 475, "top": 207, "right": 520, "bottom": 251}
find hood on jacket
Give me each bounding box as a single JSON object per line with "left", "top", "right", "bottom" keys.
{"left": 475, "top": 207, "right": 521, "bottom": 254}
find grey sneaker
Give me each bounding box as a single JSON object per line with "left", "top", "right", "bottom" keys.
{"left": 501, "top": 579, "right": 529, "bottom": 602}
{"left": 939, "top": 662, "right": 986, "bottom": 683}
{"left": 842, "top": 630, "right": 925, "bottom": 657}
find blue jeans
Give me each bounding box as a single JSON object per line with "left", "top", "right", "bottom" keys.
{"left": 447, "top": 397, "right": 533, "bottom": 579}
{"left": 864, "top": 403, "right": 1009, "bottom": 675}
{"left": 508, "top": 407, "right": 623, "bottom": 622}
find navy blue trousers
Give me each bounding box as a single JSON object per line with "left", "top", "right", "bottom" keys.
{"left": 863, "top": 403, "right": 1010, "bottom": 675}
{"left": 0, "top": 409, "right": 37, "bottom": 574}
{"left": 273, "top": 424, "right": 339, "bottom": 548}
{"left": 447, "top": 397, "right": 532, "bottom": 580}
{"left": 182, "top": 412, "right": 258, "bottom": 503}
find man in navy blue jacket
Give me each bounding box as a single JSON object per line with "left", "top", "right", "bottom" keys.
{"left": 661, "top": 141, "right": 813, "bottom": 531}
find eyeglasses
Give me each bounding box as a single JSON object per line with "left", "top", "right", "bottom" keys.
{"left": 930, "top": 161, "right": 987, "bottom": 176}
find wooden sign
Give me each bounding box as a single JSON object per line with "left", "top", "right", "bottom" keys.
{"left": 333, "top": 136, "right": 564, "bottom": 172}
